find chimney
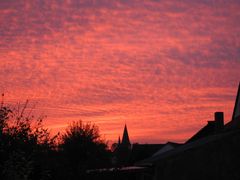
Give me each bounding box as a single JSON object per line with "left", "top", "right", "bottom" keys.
{"left": 214, "top": 112, "right": 224, "bottom": 132}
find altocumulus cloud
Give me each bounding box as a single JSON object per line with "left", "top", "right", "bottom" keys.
{"left": 0, "top": 0, "right": 240, "bottom": 143}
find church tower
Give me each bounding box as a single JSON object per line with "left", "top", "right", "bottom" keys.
{"left": 113, "top": 124, "right": 132, "bottom": 166}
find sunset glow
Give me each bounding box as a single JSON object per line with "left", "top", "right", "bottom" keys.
{"left": 1, "top": 0, "right": 240, "bottom": 144}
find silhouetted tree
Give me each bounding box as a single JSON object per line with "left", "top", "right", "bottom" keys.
{"left": 0, "top": 100, "right": 57, "bottom": 180}
{"left": 0, "top": 97, "right": 112, "bottom": 180}
{"left": 60, "top": 120, "right": 111, "bottom": 179}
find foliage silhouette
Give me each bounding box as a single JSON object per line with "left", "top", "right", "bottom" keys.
{"left": 0, "top": 100, "right": 57, "bottom": 180}
{"left": 59, "top": 120, "right": 111, "bottom": 179}
{"left": 0, "top": 98, "right": 111, "bottom": 180}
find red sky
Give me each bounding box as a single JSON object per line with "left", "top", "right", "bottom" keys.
{"left": 0, "top": 0, "right": 240, "bottom": 144}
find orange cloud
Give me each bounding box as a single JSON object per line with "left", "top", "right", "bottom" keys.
{"left": 0, "top": 0, "right": 240, "bottom": 143}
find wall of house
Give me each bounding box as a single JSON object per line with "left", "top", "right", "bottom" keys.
{"left": 154, "top": 130, "right": 240, "bottom": 180}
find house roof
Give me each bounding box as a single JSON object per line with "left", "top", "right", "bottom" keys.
{"left": 224, "top": 82, "right": 240, "bottom": 130}
{"left": 186, "top": 121, "right": 216, "bottom": 143}
{"left": 232, "top": 82, "right": 240, "bottom": 120}
{"left": 136, "top": 130, "right": 240, "bottom": 166}
{"left": 186, "top": 82, "right": 240, "bottom": 143}
{"left": 129, "top": 143, "right": 165, "bottom": 163}
{"left": 152, "top": 142, "right": 182, "bottom": 157}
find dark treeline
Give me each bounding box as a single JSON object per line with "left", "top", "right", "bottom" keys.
{"left": 0, "top": 101, "right": 112, "bottom": 180}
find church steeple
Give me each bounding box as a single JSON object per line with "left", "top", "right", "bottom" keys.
{"left": 113, "top": 124, "right": 131, "bottom": 166}
{"left": 118, "top": 136, "right": 121, "bottom": 145}
{"left": 121, "top": 124, "right": 131, "bottom": 146}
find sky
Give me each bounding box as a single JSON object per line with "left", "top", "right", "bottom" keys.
{"left": 0, "top": 0, "right": 240, "bottom": 144}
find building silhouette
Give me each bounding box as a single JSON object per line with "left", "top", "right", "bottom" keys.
{"left": 121, "top": 124, "right": 131, "bottom": 148}
{"left": 88, "top": 82, "right": 240, "bottom": 180}
{"left": 113, "top": 124, "right": 182, "bottom": 166}
{"left": 112, "top": 124, "right": 132, "bottom": 166}
{"left": 136, "top": 82, "right": 240, "bottom": 180}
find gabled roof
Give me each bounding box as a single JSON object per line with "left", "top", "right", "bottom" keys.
{"left": 224, "top": 82, "right": 240, "bottom": 130}
{"left": 232, "top": 82, "right": 240, "bottom": 120}
{"left": 186, "top": 121, "right": 215, "bottom": 143}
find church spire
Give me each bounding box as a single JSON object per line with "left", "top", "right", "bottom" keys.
{"left": 121, "top": 124, "right": 131, "bottom": 146}
{"left": 118, "top": 136, "right": 121, "bottom": 145}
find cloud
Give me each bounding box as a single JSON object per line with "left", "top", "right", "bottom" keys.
{"left": 0, "top": 0, "right": 240, "bottom": 143}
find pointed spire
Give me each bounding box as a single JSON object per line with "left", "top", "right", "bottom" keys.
{"left": 122, "top": 124, "right": 131, "bottom": 146}
{"left": 118, "top": 136, "right": 121, "bottom": 145}
{"left": 232, "top": 82, "right": 240, "bottom": 120}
